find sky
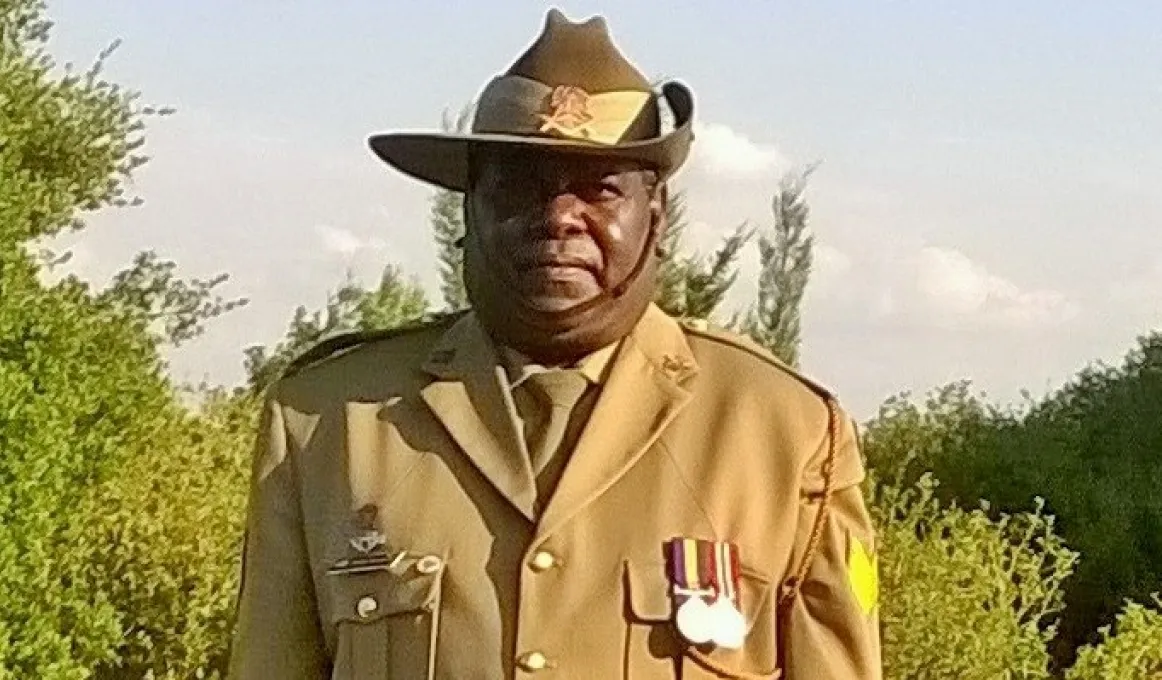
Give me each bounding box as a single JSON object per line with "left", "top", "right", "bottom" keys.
{"left": 40, "top": 1, "right": 1162, "bottom": 420}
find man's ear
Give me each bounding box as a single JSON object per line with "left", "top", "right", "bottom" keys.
{"left": 650, "top": 180, "right": 669, "bottom": 238}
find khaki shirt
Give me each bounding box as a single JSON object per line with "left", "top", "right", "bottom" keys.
{"left": 501, "top": 340, "right": 618, "bottom": 507}
{"left": 228, "top": 304, "right": 882, "bottom": 679}
{"left": 500, "top": 339, "right": 619, "bottom": 388}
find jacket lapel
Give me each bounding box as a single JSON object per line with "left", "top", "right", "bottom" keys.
{"left": 535, "top": 305, "right": 699, "bottom": 540}
{"left": 420, "top": 314, "right": 538, "bottom": 521}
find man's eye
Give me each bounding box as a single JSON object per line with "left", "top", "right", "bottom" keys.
{"left": 480, "top": 187, "right": 526, "bottom": 219}
{"left": 575, "top": 181, "right": 622, "bottom": 201}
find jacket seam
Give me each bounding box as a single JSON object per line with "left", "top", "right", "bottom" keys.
{"left": 656, "top": 435, "right": 720, "bottom": 538}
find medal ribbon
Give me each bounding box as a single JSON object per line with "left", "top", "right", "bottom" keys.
{"left": 715, "top": 542, "right": 738, "bottom": 605}
{"left": 730, "top": 543, "right": 741, "bottom": 604}
{"left": 669, "top": 538, "right": 718, "bottom": 596}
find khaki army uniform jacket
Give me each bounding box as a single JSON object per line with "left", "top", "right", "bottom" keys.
{"left": 228, "top": 304, "right": 882, "bottom": 679}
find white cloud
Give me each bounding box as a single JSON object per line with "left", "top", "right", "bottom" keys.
{"left": 814, "top": 243, "right": 852, "bottom": 282}
{"left": 1109, "top": 257, "right": 1162, "bottom": 304}
{"left": 315, "top": 224, "right": 387, "bottom": 258}
{"left": 871, "top": 289, "right": 897, "bottom": 319}
{"left": 914, "top": 246, "right": 1079, "bottom": 327}
{"left": 689, "top": 122, "right": 783, "bottom": 180}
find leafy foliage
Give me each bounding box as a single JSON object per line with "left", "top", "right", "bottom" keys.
{"left": 869, "top": 472, "right": 1077, "bottom": 679}
{"left": 862, "top": 382, "right": 1086, "bottom": 678}
{"left": 869, "top": 334, "right": 1162, "bottom": 666}
{"left": 78, "top": 390, "right": 258, "bottom": 680}
{"left": 652, "top": 189, "right": 752, "bottom": 321}
{"left": 243, "top": 265, "right": 429, "bottom": 392}
{"left": 861, "top": 380, "right": 1001, "bottom": 491}
{"left": 740, "top": 165, "right": 817, "bottom": 367}
{"left": 0, "top": 255, "right": 176, "bottom": 678}
{"left": 0, "top": 2, "right": 185, "bottom": 675}
{"left": 0, "top": 5, "right": 167, "bottom": 249}
{"left": 428, "top": 105, "right": 473, "bottom": 312}
{"left": 986, "top": 332, "right": 1162, "bottom": 661}
{"left": 96, "top": 250, "right": 248, "bottom": 347}
{"left": 1064, "top": 595, "right": 1162, "bottom": 679}
{"left": 0, "top": 3, "right": 261, "bottom": 676}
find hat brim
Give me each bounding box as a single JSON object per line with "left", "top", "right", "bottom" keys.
{"left": 368, "top": 81, "right": 694, "bottom": 192}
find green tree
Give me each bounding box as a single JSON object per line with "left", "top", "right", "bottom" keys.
{"left": 429, "top": 105, "right": 473, "bottom": 311}
{"left": 96, "top": 250, "right": 247, "bottom": 347}
{"left": 1002, "top": 332, "right": 1162, "bottom": 662}
{"left": 877, "top": 332, "right": 1162, "bottom": 667}
{"left": 741, "top": 164, "right": 818, "bottom": 366}
{"left": 243, "top": 264, "right": 430, "bottom": 392}
{"left": 0, "top": 2, "right": 222, "bottom": 675}
{"left": 860, "top": 380, "right": 1001, "bottom": 491}
{"left": 861, "top": 386, "right": 1080, "bottom": 678}
{"left": 653, "top": 189, "right": 753, "bottom": 321}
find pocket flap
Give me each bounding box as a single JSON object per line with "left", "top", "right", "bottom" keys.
{"left": 623, "top": 558, "right": 773, "bottom": 633}
{"left": 328, "top": 552, "right": 446, "bottom": 625}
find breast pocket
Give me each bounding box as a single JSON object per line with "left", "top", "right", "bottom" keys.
{"left": 327, "top": 553, "right": 446, "bottom": 680}
{"left": 623, "top": 558, "right": 781, "bottom": 680}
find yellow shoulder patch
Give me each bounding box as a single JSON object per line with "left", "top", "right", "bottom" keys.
{"left": 848, "top": 537, "right": 879, "bottom": 615}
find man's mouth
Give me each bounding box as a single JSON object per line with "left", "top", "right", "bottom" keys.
{"left": 514, "top": 248, "right": 599, "bottom": 274}
{"left": 532, "top": 255, "right": 592, "bottom": 271}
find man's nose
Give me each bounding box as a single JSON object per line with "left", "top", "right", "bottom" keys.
{"left": 542, "top": 193, "right": 588, "bottom": 238}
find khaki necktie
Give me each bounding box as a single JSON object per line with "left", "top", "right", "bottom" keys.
{"left": 518, "top": 369, "right": 590, "bottom": 475}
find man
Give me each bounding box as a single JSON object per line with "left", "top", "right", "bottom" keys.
{"left": 229, "top": 9, "right": 881, "bottom": 679}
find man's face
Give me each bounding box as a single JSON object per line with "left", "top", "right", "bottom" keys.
{"left": 462, "top": 148, "right": 666, "bottom": 360}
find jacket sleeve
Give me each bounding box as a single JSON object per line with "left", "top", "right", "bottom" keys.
{"left": 227, "top": 395, "right": 330, "bottom": 679}
{"left": 779, "top": 406, "right": 883, "bottom": 679}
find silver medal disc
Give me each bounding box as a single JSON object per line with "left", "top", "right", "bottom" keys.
{"left": 675, "top": 596, "right": 715, "bottom": 645}
{"left": 708, "top": 597, "right": 747, "bottom": 649}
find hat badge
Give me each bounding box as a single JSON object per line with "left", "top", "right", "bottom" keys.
{"left": 539, "top": 85, "right": 595, "bottom": 138}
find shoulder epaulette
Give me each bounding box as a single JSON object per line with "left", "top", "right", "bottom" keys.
{"left": 281, "top": 311, "right": 464, "bottom": 379}
{"left": 677, "top": 317, "right": 835, "bottom": 402}
{"left": 678, "top": 317, "right": 847, "bottom": 612}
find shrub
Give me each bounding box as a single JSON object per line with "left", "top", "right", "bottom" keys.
{"left": 1064, "top": 595, "right": 1162, "bottom": 679}
{"left": 865, "top": 334, "right": 1162, "bottom": 664}
{"left": 0, "top": 259, "right": 177, "bottom": 677}
{"left": 77, "top": 390, "right": 257, "bottom": 679}
{"left": 1, "top": 2, "right": 183, "bottom": 673}
{"left": 870, "top": 472, "right": 1077, "bottom": 679}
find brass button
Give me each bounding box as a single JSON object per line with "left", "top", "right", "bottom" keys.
{"left": 356, "top": 596, "right": 378, "bottom": 618}
{"left": 415, "top": 555, "right": 443, "bottom": 575}
{"left": 517, "top": 651, "right": 550, "bottom": 672}
{"left": 529, "top": 550, "right": 557, "bottom": 572}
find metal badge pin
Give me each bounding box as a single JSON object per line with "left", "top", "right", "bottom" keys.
{"left": 349, "top": 503, "right": 388, "bottom": 555}
{"left": 349, "top": 529, "right": 387, "bottom": 556}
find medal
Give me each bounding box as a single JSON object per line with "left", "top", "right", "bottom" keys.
{"left": 707, "top": 597, "right": 746, "bottom": 649}
{"left": 708, "top": 541, "right": 746, "bottom": 649}
{"left": 674, "top": 595, "right": 715, "bottom": 644}
{"left": 666, "top": 537, "right": 747, "bottom": 648}
{"left": 668, "top": 537, "right": 714, "bottom": 645}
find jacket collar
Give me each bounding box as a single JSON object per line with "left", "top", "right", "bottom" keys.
{"left": 419, "top": 304, "right": 700, "bottom": 524}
